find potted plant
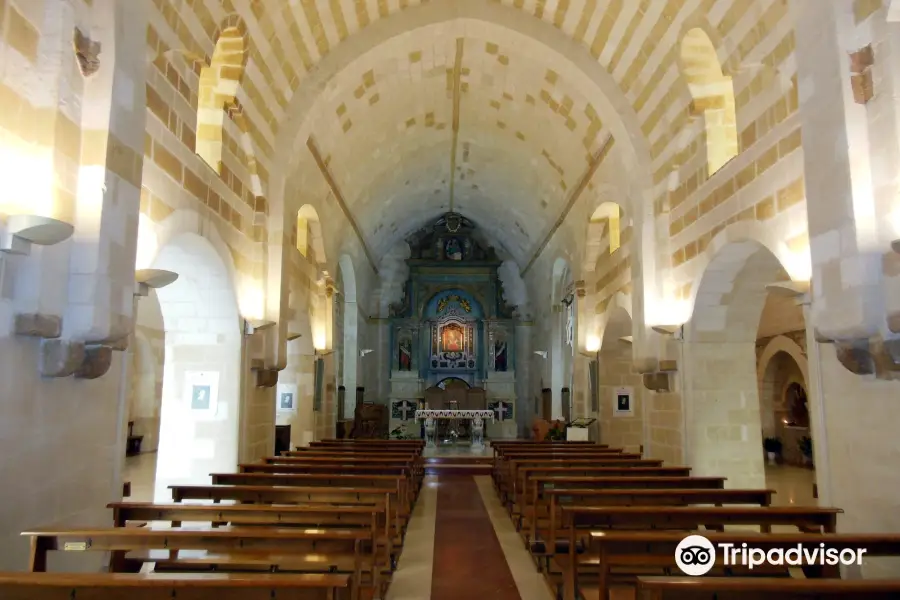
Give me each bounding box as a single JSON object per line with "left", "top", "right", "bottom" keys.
{"left": 799, "top": 436, "right": 813, "bottom": 467}
{"left": 545, "top": 420, "right": 567, "bottom": 441}
{"left": 763, "top": 437, "right": 782, "bottom": 465}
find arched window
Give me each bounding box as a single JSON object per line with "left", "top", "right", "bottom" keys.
{"left": 590, "top": 202, "right": 622, "bottom": 255}
{"left": 197, "top": 26, "right": 246, "bottom": 173}
{"left": 680, "top": 28, "right": 738, "bottom": 175}
{"left": 296, "top": 204, "right": 326, "bottom": 263}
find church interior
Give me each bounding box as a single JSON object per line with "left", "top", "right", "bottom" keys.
{"left": 2, "top": 0, "right": 900, "bottom": 598}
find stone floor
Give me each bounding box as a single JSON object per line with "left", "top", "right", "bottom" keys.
{"left": 122, "top": 454, "right": 819, "bottom": 598}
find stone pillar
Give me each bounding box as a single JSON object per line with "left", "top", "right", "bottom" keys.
{"left": 514, "top": 321, "right": 532, "bottom": 436}
{"left": 793, "top": 0, "right": 884, "bottom": 340}
{"left": 342, "top": 300, "right": 358, "bottom": 417}
{"left": 799, "top": 297, "right": 833, "bottom": 506}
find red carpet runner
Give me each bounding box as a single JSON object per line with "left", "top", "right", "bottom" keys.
{"left": 430, "top": 475, "right": 521, "bottom": 599}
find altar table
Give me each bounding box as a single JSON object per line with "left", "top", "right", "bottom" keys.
{"left": 415, "top": 409, "right": 495, "bottom": 451}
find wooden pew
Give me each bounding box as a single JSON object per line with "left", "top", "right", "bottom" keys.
{"left": 496, "top": 453, "right": 645, "bottom": 501}
{"left": 209, "top": 473, "right": 414, "bottom": 518}
{"left": 24, "top": 526, "right": 372, "bottom": 600}
{"left": 565, "top": 532, "right": 900, "bottom": 600}
{"left": 107, "top": 502, "right": 393, "bottom": 573}
{"left": 554, "top": 508, "right": 844, "bottom": 599}
{"left": 514, "top": 467, "right": 692, "bottom": 521}
{"left": 258, "top": 456, "right": 423, "bottom": 485}
{"left": 0, "top": 572, "right": 352, "bottom": 600}
{"left": 530, "top": 488, "right": 774, "bottom": 547}
{"left": 636, "top": 576, "right": 900, "bottom": 599}
{"left": 168, "top": 485, "right": 404, "bottom": 550}
{"left": 241, "top": 463, "right": 419, "bottom": 491}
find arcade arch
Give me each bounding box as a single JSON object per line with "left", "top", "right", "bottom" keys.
{"left": 145, "top": 233, "right": 243, "bottom": 502}
{"left": 683, "top": 238, "right": 804, "bottom": 490}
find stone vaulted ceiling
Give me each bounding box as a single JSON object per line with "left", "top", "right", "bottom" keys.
{"left": 171, "top": 0, "right": 785, "bottom": 264}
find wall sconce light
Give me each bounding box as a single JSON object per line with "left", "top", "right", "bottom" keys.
{"left": 0, "top": 214, "right": 74, "bottom": 254}
{"left": 134, "top": 268, "right": 179, "bottom": 296}
{"left": 891, "top": 239, "right": 900, "bottom": 254}
{"left": 533, "top": 350, "right": 548, "bottom": 359}
{"left": 765, "top": 281, "right": 809, "bottom": 298}
{"left": 652, "top": 325, "right": 681, "bottom": 336}
{"left": 315, "top": 348, "right": 335, "bottom": 357}
{"left": 359, "top": 348, "right": 374, "bottom": 357}
{"left": 244, "top": 319, "right": 276, "bottom": 335}
{"left": 286, "top": 332, "right": 302, "bottom": 341}
{"left": 619, "top": 336, "right": 633, "bottom": 344}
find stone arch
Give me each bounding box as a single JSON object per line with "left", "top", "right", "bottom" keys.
{"left": 296, "top": 204, "right": 327, "bottom": 263}
{"left": 757, "top": 335, "right": 810, "bottom": 391}
{"left": 683, "top": 236, "right": 798, "bottom": 490}
{"left": 685, "top": 220, "right": 801, "bottom": 319}
{"left": 757, "top": 336, "right": 810, "bottom": 440}
{"left": 599, "top": 292, "right": 633, "bottom": 344}
{"left": 140, "top": 209, "right": 242, "bottom": 308}
{"left": 679, "top": 27, "right": 738, "bottom": 175}
{"left": 148, "top": 232, "right": 243, "bottom": 502}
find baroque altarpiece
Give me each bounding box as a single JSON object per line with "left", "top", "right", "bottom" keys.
{"left": 387, "top": 213, "right": 518, "bottom": 438}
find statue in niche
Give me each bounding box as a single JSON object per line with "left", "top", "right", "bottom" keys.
{"left": 494, "top": 339, "right": 508, "bottom": 372}
{"left": 445, "top": 237, "right": 463, "bottom": 261}
{"left": 398, "top": 338, "right": 412, "bottom": 371}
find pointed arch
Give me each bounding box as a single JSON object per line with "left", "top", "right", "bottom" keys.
{"left": 680, "top": 28, "right": 738, "bottom": 175}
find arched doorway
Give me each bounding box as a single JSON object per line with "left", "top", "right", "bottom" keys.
{"left": 148, "top": 233, "right": 243, "bottom": 502}
{"left": 684, "top": 238, "right": 804, "bottom": 490}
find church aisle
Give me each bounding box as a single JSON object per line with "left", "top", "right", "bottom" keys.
{"left": 430, "top": 475, "right": 522, "bottom": 600}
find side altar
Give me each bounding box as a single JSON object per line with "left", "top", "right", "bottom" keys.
{"left": 387, "top": 213, "right": 518, "bottom": 439}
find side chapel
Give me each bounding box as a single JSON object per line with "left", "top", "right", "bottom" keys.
{"left": 386, "top": 213, "right": 519, "bottom": 438}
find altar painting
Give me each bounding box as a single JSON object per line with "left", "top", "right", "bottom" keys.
{"left": 431, "top": 320, "right": 475, "bottom": 370}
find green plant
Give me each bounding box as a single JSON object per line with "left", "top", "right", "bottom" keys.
{"left": 799, "top": 436, "right": 813, "bottom": 457}
{"left": 544, "top": 420, "right": 566, "bottom": 441}
{"left": 763, "top": 437, "right": 782, "bottom": 453}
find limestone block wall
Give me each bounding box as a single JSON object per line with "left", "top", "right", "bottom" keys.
{"left": 597, "top": 341, "right": 644, "bottom": 454}
{"left": 817, "top": 345, "right": 900, "bottom": 578}
{"left": 644, "top": 386, "right": 684, "bottom": 467}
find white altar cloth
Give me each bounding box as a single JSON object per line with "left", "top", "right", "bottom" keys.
{"left": 415, "top": 410, "right": 494, "bottom": 450}
{"left": 414, "top": 409, "right": 495, "bottom": 420}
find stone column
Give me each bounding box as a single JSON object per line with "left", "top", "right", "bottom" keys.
{"left": 793, "top": 0, "right": 884, "bottom": 340}
{"left": 798, "top": 295, "right": 833, "bottom": 506}
{"left": 514, "top": 321, "right": 532, "bottom": 436}
{"left": 342, "top": 299, "right": 358, "bottom": 417}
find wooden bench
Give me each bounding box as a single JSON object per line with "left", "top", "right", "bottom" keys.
{"left": 24, "top": 526, "right": 373, "bottom": 600}
{"left": 553, "top": 508, "right": 845, "bottom": 599}
{"left": 0, "top": 572, "right": 352, "bottom": 600}
{"left": 565, "top": 532, "right": 900, "bottom": 600}
{"left": 209, "top": 472, "right": 414, "bottom": 518}
{"left": 256, "top": 456, "right": 423, "bottom": 485}
{"left": 108, "top": 501, "right": 394, "bottom": 572}
{"left": 495, "top": 454, "right": 644, "bottom": 499}
{"left": 636, "top": 575, "right": 900, "bottom": 599}
{"left": 529, "top": 488, "right": 774, "bottom": 547}
{"left": 168, "top": 485, "right": 404, "bottom": 549}
{"left": 514, "top": 467, "right": 693, "bottom": 520}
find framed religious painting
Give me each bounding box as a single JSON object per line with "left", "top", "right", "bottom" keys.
{"left": 613, "top": 386, "right": 634, "bottom": 417}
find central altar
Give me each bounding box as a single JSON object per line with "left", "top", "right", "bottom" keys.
{"left": 415, "top": 409, "right": 495, "bottom": 450}
{"left": 387, "top": 213, "right": 520, "bottom": 439}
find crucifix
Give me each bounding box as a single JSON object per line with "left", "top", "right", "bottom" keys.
{"left": 492, "top": 400, "right": 510, "bottom": 422}
{"left": 395, "top": 399, "right": 416, "bottom": 421}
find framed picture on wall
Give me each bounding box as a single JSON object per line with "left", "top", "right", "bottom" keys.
{"left": 613, "top": 386, "right": 634, "bottom": 417}
{"left": 184, "top": 371, "right": 219, "bottom": 416}
{"left": 277, "top": 384, "right": 298, "bottom": 413}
